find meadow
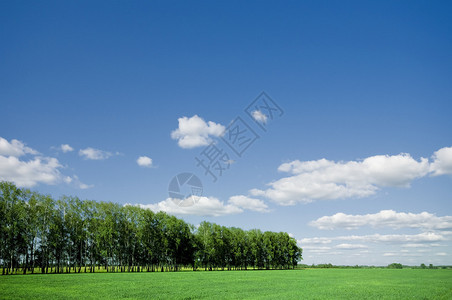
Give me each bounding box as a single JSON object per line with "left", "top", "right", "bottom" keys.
{"left": 1, "top": 268, "right": 451, "bottom": 299}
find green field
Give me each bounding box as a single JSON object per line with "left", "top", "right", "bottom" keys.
{"left": 1, "top": 269, "right": 451, "bottom": 299}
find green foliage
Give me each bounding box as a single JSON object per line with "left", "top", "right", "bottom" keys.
{"left": 313, "top": 263, "right": 335, "bottom": 268}
{"left": 0, "top": 181, "right": 301, "bottom": 274}
{"left": 388, "top": 263, "right": 403, "bottom": 269}
{"left": 1, "top": 269, "right": 451, "bottom": 299}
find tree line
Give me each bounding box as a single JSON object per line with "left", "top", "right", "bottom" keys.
{"left": 0, "top": 181, "right": 302, "bottom": 275}
{"left": 297, "top": 264, "right": 449, "bottom": 269}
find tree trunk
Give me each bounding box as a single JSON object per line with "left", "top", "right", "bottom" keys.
{"left": 23, "top": 252, "right": 29, "bottom": 275}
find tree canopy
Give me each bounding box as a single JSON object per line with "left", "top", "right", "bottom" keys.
{"left": 0, "top": 181, "right": 302, "bottom": 274}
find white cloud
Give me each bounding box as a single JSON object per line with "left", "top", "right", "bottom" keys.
{"left": 0, "top": 155, "right": 63, "bottom": 187}
{"left": 310, "top": 210, "right": 452, "bottom": 231}
{"left": 251, "top": 110, "right": 268, "bottom": 123}
{"left": 335, "top": 244, "right": 368, "bottom": 250}
{"left": 132, "top": 194, "right": 269, "bottom": 216}
{"left": 416, "top": 249, "right": 430, "bottom": 253}
{"left": 430, "top": 146, "right": 452, "bottom": 176}
{"left": 0, "top": 137, "right": 38, "bottom": 157}
{"left": 402, "top": 244, "right": 431, "bottom": 248}
{"left": 435, "top": 252, "right": 448, "bottom": 256}
{"left": 299, "top": 237, "right": 333, "bottom": 245}
{"left": 228, "top": 195, "right": 269, "bottom": 213}
{"left": 79, "top": 147, "right": 113, "bottom": 160}
{"left": 60, "top": 144, "right": 74, "bottom": 153}
{"left": 0, "top": 137, "right": 61, "bottom": 187}
{"left": 69, "top": 175, "right": 94, "bottom": 190}
{"left": 252, "top": 150, "right": 441, "bottom": 205}
{"left": 299, "top": 232, "right": 445, "bottom": 246}
{"left": 339, "top": 232, "right": 445, "bottom": 244}
{"left": 137, "top": 156, "right": 153, "bottom": 167}
{"left": 303, "top": 247, "right": 332, "bottom": 253}
{"left": 0, "top": 137, "right": 92, "bottom": 189}
{"left": 171, "top": 115, "right": 225, "bottom": 149}
{"left": 301, "top": 246, "right": 332, "bottom": 250}
{"left": 79, "top": 183, "right": 94, "bottom": 189}
{"left": 133, "top": 196, "right": 243, "bottom": 217}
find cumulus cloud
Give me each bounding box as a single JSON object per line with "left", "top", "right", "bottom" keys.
{"left": 0, "top": 137, "right": 62, "bottom": 187}
{"left": 301, "top": 245, "right": 332, "bottom": 250}
{"left": 402, "top": 243, "right": 438, "bottom": 248}
{"left": 79, "top": 147, "right": 113, "bottom": 160}
{"left": 137, "top": 156, "right": 153, "bottom": 167}
{"left": 384, "top": 252, "right": 423, "bottom": 257}
{"left": 299, "top": 237, "right": 333, "bottom": 245}
{"left": 60, "top": 144, "right": 74, "bottom": 153}
{"left": 134, "top": 196, "right": 243, "bottom": 217}
{"left": 68, "top": 175, "right": 94, "bottom": 190}
{"left": 131, "top": 194, "right": 270, "bottom": 216}
{"left": 430, "top": 146, "right": 452, "bottom": 176}
{"left": 251, "top": 147, "right": 452, "bottom": 205}
{"left": 310, "top": 210, "right": 452, "bottom": 231}
{"left": 299, "top": 227, "right": 448, "bottom": 261}
{"left": 0, "top": 136, "right": 92, "bottom": 189}
{"left": 171, "top": 115, "right": 225, "bottom": 149}
{"left": 342, "top": 232, "right": 445, "bottom": 244}
{"left": 335, "top": 244, "right": 368, "bottom": 250}
{"left": 251, "top": 110, "right": 268, "bottom": 123}
{"left": 300, "top": 233, "right": 447, "bottom": 261}
{"left": 302, "top": 246, "right": 332, "bottom": 253}
{"left": 79, "top": 183, "right": 94, "bottom": 189}
{"left": 0, "top": 137, "right": 38, "bottom": 157}
{"left": 228, "top": 195, "right": 269, "bottom": 212}
{"left": 0, "top": 155, "right": 63, "bottom": 187}
{"left": 299, "top": 232, "right": 445, "bottom": 246}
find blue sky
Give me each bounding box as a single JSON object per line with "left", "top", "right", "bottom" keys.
{"left": 1, "top": 0, "right": 451, "bottom": 266}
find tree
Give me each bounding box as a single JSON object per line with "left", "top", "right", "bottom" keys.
{"left": 195, "top": 221, "right": 213, "bottom": 271}
{"left": 47, "top": 200, "right": 67, "bottom": 273}
{"left": 0, "top": 181, "right": 301, "bottom": 275}
{"left": 1, "top": 181, "right": 26, "bottom": 274}
{"left": 388, "top": 263, "right": 403, "bottom": 269}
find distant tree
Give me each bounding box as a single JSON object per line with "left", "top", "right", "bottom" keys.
{"left": 420, "top": 263, "right": 426, "bottom": 269}
{"left": 388, "top": 263, "right": 403, "bottom": 269}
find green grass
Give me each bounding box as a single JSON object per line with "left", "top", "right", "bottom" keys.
{"left": 1, "top": 269, "right": 451, "bottom": 299}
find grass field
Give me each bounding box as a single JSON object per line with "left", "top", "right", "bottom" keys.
{"left": 1, "top": 269, "right": 451, "bottom": 299}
